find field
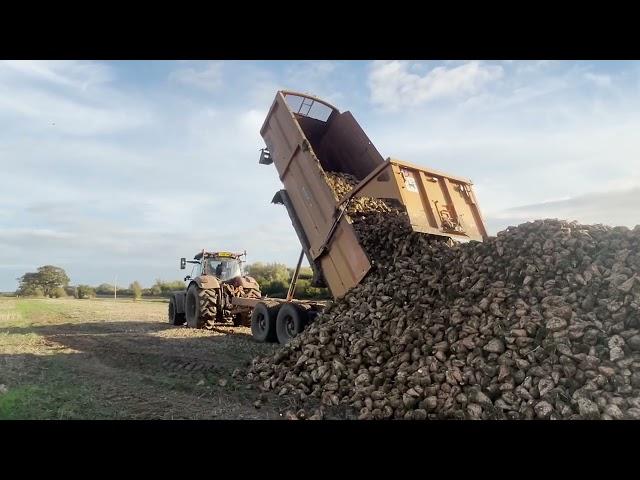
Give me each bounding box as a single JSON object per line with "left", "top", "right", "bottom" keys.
{"left": 0, "top": 297, "right": 292, "bottom": 419}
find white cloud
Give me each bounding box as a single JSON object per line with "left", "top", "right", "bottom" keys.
{"left": 239, "top": 109, "right": 267, "bottom": 131}
{"left": 286, "top": 61, "right": 336, "bottom": 82}
{"left": 486, "top": 186, "right": 640, "bottom": 234}
{"left": 279, "top": 61, "right": 346, "bottom": 107}
{"left": 514, "top": 60, "right": 555, "bottom": 74}
{"left": 585, "top": 72, "right": 612, "bottom": 87}
{"left": 0, "top": 60, "right": 152, "bottom": 136}
{"left": 370, "top": 112, "right": 640, "bottom": 220}
{"left": 168, "top": 62, "right": 224, "bottom": 92}
{"left": 368, "top": 60, "right": 504, "bottom": 110}
{"left": 362, "top": 61, "right": 640, "bottom": 233}
{"left": 0, "top": 85, "right": 151, "bottom": 135}
{"left": 0, "top": 60, "right": 113, "bottom": 91}
{"left": 0, "top": 228, "right": 76, "bottom": 241}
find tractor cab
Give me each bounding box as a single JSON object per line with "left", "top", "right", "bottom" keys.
{"left": 181, "top": 250, "right": 248, "bottom": 284}
{"left": 203, "top": 255, "right": 243, "bottom": 282}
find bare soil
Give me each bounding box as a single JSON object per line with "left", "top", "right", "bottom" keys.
{"left": 0, "top": 298, "right": 296, "bottom": 419}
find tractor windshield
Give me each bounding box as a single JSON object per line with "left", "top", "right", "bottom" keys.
{"left": 207, "top": 258, "right": 242, "bottom": 281}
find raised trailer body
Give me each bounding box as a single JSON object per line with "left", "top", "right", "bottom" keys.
{"left": 260, "top": 90, "right": 488, "bottom": 299}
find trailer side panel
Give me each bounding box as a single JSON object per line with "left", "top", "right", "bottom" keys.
{"left": 261, "top": 93, "right": 371, "bottom": 298}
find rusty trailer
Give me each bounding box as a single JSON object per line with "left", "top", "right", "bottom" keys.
{"left": 259, "top": 90, "right": 488, "bottom": 300}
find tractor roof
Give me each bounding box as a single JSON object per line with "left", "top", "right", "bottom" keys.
{"left": 193, "top": 251, "right": 243, "bottom": 261}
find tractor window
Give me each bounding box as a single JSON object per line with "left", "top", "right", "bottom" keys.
{"left": 208, "top": 258, "right": 242, "bottom": 282}
{"left": 190, "top": 263, "right": 201, "bottom": 278}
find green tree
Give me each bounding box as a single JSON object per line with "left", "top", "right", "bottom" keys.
{"left": 162, "top": 280, "right": 185, "bottom": 293}
{"left": 36, "top": 265, "right": 70, "bottom": 297}
{"left": 17, "top": 266, "right": 70, "bottom": 297}
{"left": 298, "top": 266, "right": 314, "bottom": 280}
{"left": 95, "top": 283, "right": 115, "bottom": 295}
{"left": 246, "top": 262, "right": 330, "bottom": 299}
{"left": 150, "top": 281, "right": 162, "bottom": 296}
{"left": 76, "top": 285, "right": 95, "bottom": 299}
{"left": 261, "top": 279, "right": 288, "bottom": 297}
{"left": 17, "top": 272, "right": 43, "bottom": 296}
{"left": 247, "top": 262, "right": 289, "bottom": 296}
{"left": 53, "top": 287, "right": 67, "bottom": 298}
{"left": 248, "top": 262, "right": 290, "bottom": 284}
{"left": 19, "top": 286, "right": 45, "bottom": 298}
{"left": 148, "top": 279, "right": 185, "bottom": 297}
{"left": 130, "top": 281, "right": 143, "bottom": 300}
{"left": 295, "top": 278, "right": 330, "bottom": 299}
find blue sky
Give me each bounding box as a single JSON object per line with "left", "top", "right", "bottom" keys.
{"left": 1, "top": 60, "right": 640, "bottom": 291}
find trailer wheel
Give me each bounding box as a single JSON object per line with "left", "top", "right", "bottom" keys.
{"left": 251, "top": 303, "right": 277, "bottom": 343}
{"left": 168, "top": 295, "right": 185, "bottom": 325}
{"left": 276, "top": 303, "right": 307, "bottom": 345}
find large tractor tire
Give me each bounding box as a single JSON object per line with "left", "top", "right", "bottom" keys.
{"left": 275, "top": 303, "right": 308, "bottom": 345}
{"left": 185, "top": 285, "right": 218, "bottom": 329}
{"left": 251, "top": 303, "right": 277, "bottom": 343}
{"left": 199, "top": 289, "right": 218, "bottom": 327}
{"left": 168, "top": 295, "right": 185, "bottom": 325}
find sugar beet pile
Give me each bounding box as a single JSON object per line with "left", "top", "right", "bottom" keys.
{"left": 248, "top": 172, "right": 640, "bottom": 419}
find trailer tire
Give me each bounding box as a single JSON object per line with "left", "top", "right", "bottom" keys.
{"left": 251, "top": 303, "right": 277, "bottom": 343}
{"left": 276, "top": 303, "right": 307, "bottom": 345}
{"left": 168, "top": 295, "right": 185, "bottom": 325}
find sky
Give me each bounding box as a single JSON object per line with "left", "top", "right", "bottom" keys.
{"left": 1, "top": 60, "right": 640, "bottom": 291}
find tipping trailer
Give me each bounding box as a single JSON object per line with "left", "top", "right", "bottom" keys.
{"left": 258, "top": 90, "right": 488, "bottom": 301}
{"left": 171, "top": 90, "right": 488, "bottom": 345}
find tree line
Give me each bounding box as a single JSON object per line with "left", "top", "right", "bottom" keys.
{"left": 15, "top": 266, "right": 186, "bottom": 300}
{"left": 15, "top": 263, "right": 330, "bottom": 300}
{"left": 246, "top": 262, "right": 330, "bottom": 299}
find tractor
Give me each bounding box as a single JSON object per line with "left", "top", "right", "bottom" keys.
{"left": 168, "top": 250, "right": 261, "bottom": 329}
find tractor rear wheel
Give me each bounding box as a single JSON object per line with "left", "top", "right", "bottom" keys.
{"left": 168, "top": 295, "right": 185, "bottom": 325}
{"left": 185, "top": 285, "right": 218, "bottom": 328}
{"left": 199, "top": 288, "right": 218, "bottom": 328}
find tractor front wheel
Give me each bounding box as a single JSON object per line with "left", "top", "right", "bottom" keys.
{"left": 168, "top": 295, "right": 185, "bottom": 325}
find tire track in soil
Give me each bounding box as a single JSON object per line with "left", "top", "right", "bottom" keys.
{"left": 23, "top": 317, "right": 285, "bottom": 419}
